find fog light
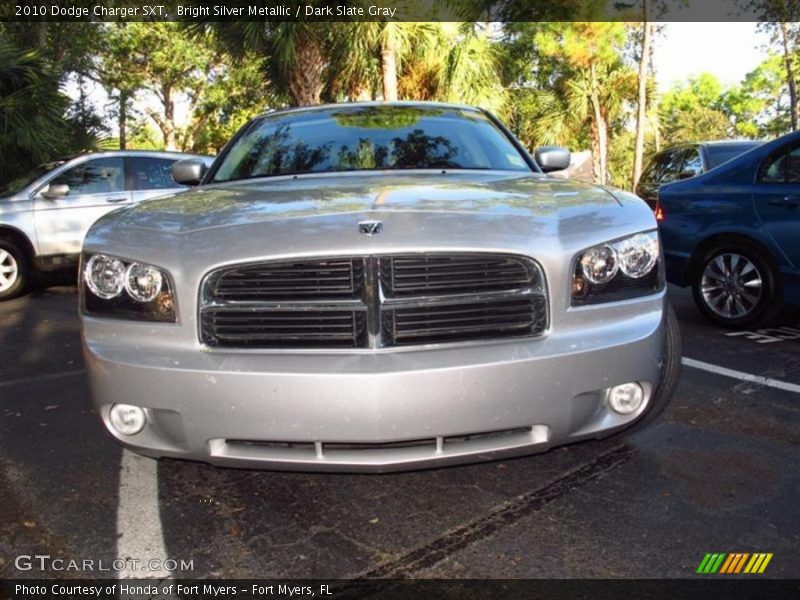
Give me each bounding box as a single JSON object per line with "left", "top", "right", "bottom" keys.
{"left": 109, "top": 403, "right": 146, "bottom": 436}
{"left": 606, "top": 383, "right": 645, "bottom": 415}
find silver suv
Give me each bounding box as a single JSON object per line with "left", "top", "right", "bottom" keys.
{"left": 0, "top": 150, "right": 212, "bottom": 300}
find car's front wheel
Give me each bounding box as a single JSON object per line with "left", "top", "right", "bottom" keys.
{"left": 0, "top": 239, "right": 28, "bottom": 301}
{"left": 691, "top": 242, "right": 780, "bottom": 329}
{"left": 620, "top": 303, "right": 681, "bottom": 436}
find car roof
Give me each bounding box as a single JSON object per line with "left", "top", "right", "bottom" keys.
{"left": 657, "top": 140, "right": 763, "bottom": 151}
{"left": 56, "top": 150, "right": 212, "bottom": 161}
{"left": 697, "top": 140, "right": 763, "bottom": 147}
{"left": 258, "top": 101, "right": 484, "bottom": 119}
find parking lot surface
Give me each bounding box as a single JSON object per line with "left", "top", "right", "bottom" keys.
{"left": 1, "top": 282, "right": 798, "bottom": 579}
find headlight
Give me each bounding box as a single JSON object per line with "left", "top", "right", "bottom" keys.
{"left": 81, "top": 253, "right": 176, "bottom": 322}
{"left": 616, "top": 232, "right": 659, "bottom": 278}
{"left": 572, "top": 231, "right": 663, "bottom": 306}
{"left": 85, "top": 254, "right": 126, "bottom": 299}
{"left": 580, "top": 245, "right": 618, "bottom": 284}
{"left": 125, "top": 263, "right": 164, "bottom": 302}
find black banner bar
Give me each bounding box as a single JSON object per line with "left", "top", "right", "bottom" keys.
{"left": 3, "top": 579, "right": 800, "bottom": 600}
{"left": 2, "top": 0, "right": 798, "bottom": 23}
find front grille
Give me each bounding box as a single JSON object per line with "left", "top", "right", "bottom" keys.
{"left": 381, "top": 255, "right": 531, "bottom": 296}
{"left": 201, "top": 253, "right": 547, "bottom": 349}
{"left": 201, "top": 308, "right": 366, "bottom": 348}
{"left": 209, "top": 258, "right": 362, "bottom": 301}
{"left": 387, "top": 297, "right": 547, "bottom": 345}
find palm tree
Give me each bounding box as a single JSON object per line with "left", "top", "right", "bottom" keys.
{"left": 566, "top": 64, "right": 637, "bottom": 185}
{"left": 199, "top": 21, "right": 332, "bottom": 106}
{"left": 440, "top": 23, "right": 507, "bottom": 115}
{"left": 527, "top": 22, "right": 636, "bottom": 185}
{"left": 338, "top": 21, "right": 440, "bottom": 102}
{"left": 0, "top": 42, "right": 69, "bottom": 184}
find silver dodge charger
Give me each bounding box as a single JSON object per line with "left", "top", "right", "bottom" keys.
{"left": 80, "top": 102, "right": 681, "bottom": 472}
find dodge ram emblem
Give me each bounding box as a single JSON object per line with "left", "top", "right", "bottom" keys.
{"left": 358, "top": 220, "right": 383, "bottom": 235}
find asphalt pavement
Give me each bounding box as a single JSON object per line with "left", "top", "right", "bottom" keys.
{"left": 1, "top": 282, "right": 798, "bottom": 579}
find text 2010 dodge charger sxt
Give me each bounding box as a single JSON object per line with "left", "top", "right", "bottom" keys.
{"left": 79, "top": 103, "right": 681, "bottom": 472}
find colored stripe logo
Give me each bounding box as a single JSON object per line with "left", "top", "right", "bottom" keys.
{"left": 696, "top": 553, "right": 773, "bottom": 574}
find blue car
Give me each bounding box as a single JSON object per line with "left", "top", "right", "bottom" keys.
{"left": 658, "top": 130, "right": 800, "bottom": 328}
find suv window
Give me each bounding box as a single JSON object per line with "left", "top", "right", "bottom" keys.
{"left": 49, "top": 158, "right": 125, "bottom": 195}
{"left": 642, "top": 151, "right": 671, "bottom": 184}
{"left": 758, "top": 143, "right": 800, "bottom": 183}
{"left": 129, "top": 157, "right": 181, "bottom": 191}
{"left": 658, "top": 148, "right": 686, "bottom": 183}
{"left": 681, "top": 147, "right": 703, "bottom": 177}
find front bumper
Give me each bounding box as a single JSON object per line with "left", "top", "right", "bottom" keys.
{"left": 83, "top": 294, "right": 666, "bottom": 472}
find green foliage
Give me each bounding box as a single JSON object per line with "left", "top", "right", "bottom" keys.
{"left": 0, "top": 42, "right": 65, "bottom": 173}
{"left": 190, "top": 56, "right": 274, "bottom": 154}
{"left": 0, "top": 42, "right": 93, "bottom": 185}
{"left": 101, "top": 23, "right": 218, "bottom": 150}
{"left": 659, "top": 73, "right": 732, "bottom": 144}
{"left": 4, "top": 19, "right": 800, "bottom": 191}
{"left": 723, "top": 56, "right": 791, "bottom": 138}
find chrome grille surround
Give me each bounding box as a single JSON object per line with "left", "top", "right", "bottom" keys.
{"left": 200, "top": 253, "right": 547, "bottom": 349}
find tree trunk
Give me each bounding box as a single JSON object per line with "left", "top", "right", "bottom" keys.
{"left": 19, "top": 23, "right": 47, "bottom": 50}
{"left": 163, "top": 86, "right": 176, "bottom": 150}
{"left": 118, "top": 92, "right": 128, "bottom": 150}
{"left": 780, "top": 21, "right": 798, "bottom": 131}
{"left": 632, "top": 10, "right": 652, "bottom": 191}
{"left": 286, "top": 32, "right": 325, "bottom": 106}
{"left": 589, "top": 64, "right": 608, "bottom": 185}
{"left": 649, "top": 32, "right": 661, "bottom": 152}
{"left": 381, "top": 28, "right": 398, "bottom": 102}
{"left": 594, "top": 103, "right": 609, "bottom": 186}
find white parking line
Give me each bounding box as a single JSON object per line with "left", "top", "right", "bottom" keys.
{"left": 117, "top": 450, "right": 171, "bottom": 579}
{"left": 682, "top": 357, "right": 800, "bottom": 394}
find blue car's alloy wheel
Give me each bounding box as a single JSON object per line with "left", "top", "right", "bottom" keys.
{"left": 692, "top": 242, "right": 779, "bottom": 329}
{"left": 701, "top": 253, "right": 763, "bottom": 320}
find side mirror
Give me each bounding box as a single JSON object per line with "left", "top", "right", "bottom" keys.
{"left": 42, "top": 183, "right": 70, "bottom": 199}
{"left": 171, "top": 159, "right": 208, "bottom": 186}
{"left": 677, "top": 170, "right": 695, "bottom": 180}
{"left": 534, "top": 146, "right": 571, "bottom": 173}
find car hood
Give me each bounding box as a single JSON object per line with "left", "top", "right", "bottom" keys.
{"left": 115, "top": 171, "right": 622, "bottom": 234}
{"left": 85, "top": 171, "right": 656, "bottom": 282}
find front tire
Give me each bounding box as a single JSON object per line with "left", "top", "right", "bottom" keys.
{"left": 623, "top": 303, "right": 682, "bottom": 435}
{"left": 691, "top": 242, "right": 779, "bottom": 329}
{"left": 0, "top": 239, "right": 28, "bottom": 301}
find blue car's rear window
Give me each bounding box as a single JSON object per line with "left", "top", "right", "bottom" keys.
{"left": 706, "top": 143, "right": 762, "bottom": 168}
{"left": 211, "top": 106, "right": 531, "bottom": 182}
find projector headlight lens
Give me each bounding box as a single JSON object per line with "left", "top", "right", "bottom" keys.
{"left": 580, "top": 244, "right": 618, "bottom": 284}
{"left": 616, "top": 232, "right": 659, "bottom": 279}
{"left": 85, "top": 254, "right": 126, "bottom": 299}
{"left": 125, "top": 263, "right": 164, "bottom": 303}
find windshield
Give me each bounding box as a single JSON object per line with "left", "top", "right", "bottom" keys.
{"left": 0, "top": 161, "right": 66, "bottom": 197}
{"left": 706, "top": 143, "right": 762, "bottom": 169}
{"left": 211, "top": 105, "right": 532, "bottom": 182}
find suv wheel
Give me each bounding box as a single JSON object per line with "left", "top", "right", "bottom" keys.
{"left": 0, "top": 239, "right": 28, "bottom": 301}
{"left": 691, "top": 242, "right": 779, "bottom": 328}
